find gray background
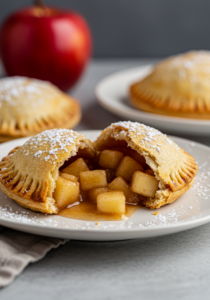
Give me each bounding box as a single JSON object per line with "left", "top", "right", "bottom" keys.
{"left": 0, "top": 0, "right": 210, "bottom": 58}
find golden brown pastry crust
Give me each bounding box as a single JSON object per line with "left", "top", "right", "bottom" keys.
{"left": 94, "top": 121, "right": 197, "bottom": 209}
{"left": 0, "top": 77, "right": 81, "bottom": 140}
{"left": 0, "top": 129, "right": 95, "bottom": 214}
{"left": 0, "top": 122, "right": 198, "bottom": 213}
{"left": 130, "top": 51, "right": 210, "bottom": 119}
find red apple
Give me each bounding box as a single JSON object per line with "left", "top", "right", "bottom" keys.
{"left": 0, "top": 1, "right": 92, "bottom": 91}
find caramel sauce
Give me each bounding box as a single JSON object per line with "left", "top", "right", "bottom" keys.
{"left": 59, "top": 202, "right": 140, "bottom": 221}
{"left": 58, "top": 195, "right": 140, "bottom": 221}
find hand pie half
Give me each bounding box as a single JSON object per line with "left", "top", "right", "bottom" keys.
{"left": 130, "top": 51, "right": 210, "bottom": 119}
{"left": 0, "top": 129, "right": 95, "bottom": 214}
{"left": 94, "top": 122, "right": 197, "bottom": 209}
{"left": 0, "top": 76, "right": 81, "bottom": 142}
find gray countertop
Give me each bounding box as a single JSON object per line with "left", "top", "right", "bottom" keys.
{"left": 2, "top": 59, "right": 210, "bottom": 300}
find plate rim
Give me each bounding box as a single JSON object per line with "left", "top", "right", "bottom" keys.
{"left": 0, "top": 130, "right": 209, "bottom": 239}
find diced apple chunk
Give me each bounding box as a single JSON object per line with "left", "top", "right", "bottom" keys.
{"left": 97, "top": 191, "right": 125, "bottom": 215}
{"left": 111, "top": 147, "right": 146, "bottom": 168}
{"left": 62, "top": 158, "right": 89, "bottom": 177}
{"left": 116, "top": 156, "right": 144, "bottom": 182}
{"left": 131, "top": 171, "right": 158, "bottom": 198}
{"left": 145, "top": 169, "right": 155, "bottom": 176}
{"left": 88, "top": 187, "right": 108, "bottom": 203}
{"left": 80, "top": 170, "right": 107, "bottom": 191}
{"left": 60, "top": 173, "right": 78, "bottom": 182}
{"left": 54, "top": 176, "right": 79, "bottom": 208}
{"left": 99, "top": 150, "right": 124, "bottom": 169}
{"left": 108, "top": 176, "right": 139, "bottom": 204}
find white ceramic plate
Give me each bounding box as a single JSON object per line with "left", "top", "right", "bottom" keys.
{"left": 0, "top": 130, "right": 209, "bottom": 241}
{"left": 95, "top": 65, "right": 210, "bottom": 135}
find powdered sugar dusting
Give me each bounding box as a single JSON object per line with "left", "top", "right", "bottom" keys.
{"left": 156, "top": 50, "right": 210, "bottom": 84}
{"left": 0, "top": 201, "right": 60, "bottom": 227}
{"left": 110, "top": 121, "right": 179, "bottom": 153}
{"left": 189, "top": 163, "right": 210, "bottom": 200}
{"left": 0, "top": 76, "right": 58, "bottom": 108}
{"left": 22, "top": 129, "right": 82, "bottom": 164}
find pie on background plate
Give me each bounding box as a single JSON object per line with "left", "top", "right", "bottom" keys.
{"left": 0, "top": 122, "right": 197, "bottom": 221}
{"left": 130, "top": 51, "right": 210, "bottom": 119}
{"left": 0, "top": 76, "right": 81, "bottom": 143}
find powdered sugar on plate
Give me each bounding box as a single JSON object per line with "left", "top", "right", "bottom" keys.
{"left": 0, "top": 200, "right": 60, "bottom": 227}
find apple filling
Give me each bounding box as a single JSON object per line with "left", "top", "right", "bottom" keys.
{"left": 54, "top": 147, "right": 159, "bottom": 219}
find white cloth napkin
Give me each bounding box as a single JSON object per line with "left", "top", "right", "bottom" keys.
{"left": 0, "top": 226, "right": 67, "bottom": 287}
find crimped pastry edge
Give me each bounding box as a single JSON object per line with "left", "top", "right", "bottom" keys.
{"left": 0, "top": 95, "right": 81, "bottom": 137}
{"left": 130, "top": 79, "right": 210, "bottom": 119}
{"left": 0, "top": 181, "right": 58, "bottom": 214}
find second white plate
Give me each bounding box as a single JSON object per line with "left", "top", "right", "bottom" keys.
{"left": 95, "top": 65, "right": 210, "bottom": 135}
{"left": 0, "top": 130, "right": 210, "bottom": 241}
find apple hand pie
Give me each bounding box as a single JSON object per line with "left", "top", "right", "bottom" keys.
{"left": 130, "top": 51, "right": 210, "bottom": 119}
{"left": 0, "top": 122, "right": 197, "bottom": 218}
{"left": 0, "top": 76, "right": 81, "bottom": 142}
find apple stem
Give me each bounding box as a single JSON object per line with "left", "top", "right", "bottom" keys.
{"left": 33, "top": 0, "right": 50, "bottom": 17}
{"left": 34, "top": 0, "right": 45, "bottom": 8}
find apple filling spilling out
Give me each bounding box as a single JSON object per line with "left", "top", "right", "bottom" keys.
{"left": 54, "top": 141, "right": 159, "bottom": 221}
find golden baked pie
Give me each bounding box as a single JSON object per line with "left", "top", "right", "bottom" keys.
{"left": 0, "top": 76, "right": 81, "bottom": 142}
{"left": 130, "top": 51, "right": 210, "bottom": 119}
{"left": 0, "top": 122, "right": 197, "bottom": 219}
